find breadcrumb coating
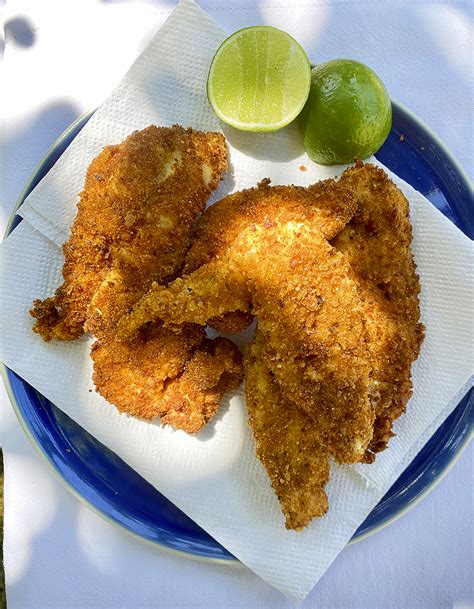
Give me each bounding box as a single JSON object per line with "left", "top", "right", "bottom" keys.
{"left": 119, "top": 178, "right": 375, "bottom": 463}
{"left": 335, "top": 162, "right": 424, "bottom": 460}
{"left": 31, "top": 126, "right": 243, "bottom": 434}
{"left": 245, "top": 331, "right": 330, "bottom": 530}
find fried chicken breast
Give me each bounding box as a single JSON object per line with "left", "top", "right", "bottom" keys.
{"left": 31, "top": 125, "right": 243, "bottom": 433}
{"left": 182, "top": 177, "right": 360, "bottom": 334}
{"left": 245, "top": 331, "right": 330, "bottom": 530}
{"left": 31, "top": 125, "right": 228, "bottom": 341}
{"left": 335, "top": 162, "right": 424, "bottom": 460}
{"left": 119, "top": 179, "right": 375, "bottom": 463}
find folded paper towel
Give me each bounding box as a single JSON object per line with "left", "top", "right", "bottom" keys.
{"left": 1, "top": 0, "right": 473, "bottom": 602}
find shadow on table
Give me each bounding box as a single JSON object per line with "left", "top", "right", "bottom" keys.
{"left": 3, "top": 16, "right": 37, "bottom": 50}
{"left": 1, "top": 101, "right": 81, "bottom": 228}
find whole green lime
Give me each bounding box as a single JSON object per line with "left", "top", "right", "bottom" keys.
{"left": 298, "top": 59, "right": 392, "bottom": 165}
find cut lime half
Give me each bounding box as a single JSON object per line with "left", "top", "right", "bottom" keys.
{"left": 207, "top": 26, "right": 311, "bottom": 132}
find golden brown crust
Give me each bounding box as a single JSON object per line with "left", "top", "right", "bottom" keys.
{"left": 91, "top": 324, "right": 205, "bottom": 420}
{"left": 91, "top": 329, "right": 243, "bottom": 433}
{"left": 246, "top": 219, "right": 374, "bottom": 464}
{"left": 119, "top": 180, "right": 374, "bottom": 463}
{"left": 31, "top": 125, "right": 242, "bottom": 434}
{"left": 120, "top": 178, "right": 358, "bottom": 338}
{"left": 245, "top": 332, "right": 330, "bottom": 530}
{"left": 184, "top": 178, "right": 358, "bottom": 334}
{"left": 30, "top": 125, "right": 228, "bottom": 342}
{"left": 335, "top": 162, "right": 424, "bottom": 459}
{"left": 160, "top": 337, "right": 244, "bottom": 433}
{"left": 31, "top": 146, "right": 120, "bottom": 341}
{"left": 184, "top": 177, "right": 358, "bottom": 273}
{"left": 208, "top": 311, "right": 255, "bottom": 335}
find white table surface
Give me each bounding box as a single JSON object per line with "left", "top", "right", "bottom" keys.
{"left": 1, "top": 1, "right": 473, "bottom": 608}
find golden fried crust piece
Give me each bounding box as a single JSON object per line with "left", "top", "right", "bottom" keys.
{"left": 91, "top": 324, "right": 204, "bottom": 419}
{"left": 207, "top": 311, "right": 255, "bottom": 335}
{"left": 31, "top": 125, "right": 240, "bottom": 434}
{"left": 30, "top": 125, "right": 228, "bottom": 342}
{"left": 160, "top": 337, "right": 244, "bottom": 433}
{"left": 245, "top": 332, "right": 330, "bottom": 530}
{"left": 183, "top": 178, "right": 359, "bottom": 334}
{"left": 185, "top": 177, "right": 358, "bottom": 272}
{"left": 91, "top": 327, "right": 243, "bottom": 433}
{"left": 119, "top": 182, "right": 374, "bottom": 463}
{"left": 121, "top": 178, "right": 358, "bottom": 337}
{"left": 335, "top": 162, "right": 424, "bottom": 460}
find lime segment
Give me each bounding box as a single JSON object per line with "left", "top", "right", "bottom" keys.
{"left": 207, "top": 26, "right": 311, "bottom": 132}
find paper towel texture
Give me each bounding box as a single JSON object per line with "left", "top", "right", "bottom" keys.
{"left": 1, "top": 0, "right": 473, "bottom": 602}
{"left": 1, "top": 222, "right": 385, "bottom": 601}
{"left": 18, "top": 0, "right": 344, "bottom": 247}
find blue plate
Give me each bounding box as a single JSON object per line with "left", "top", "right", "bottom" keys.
{"left": 3, "top": 101, "right": 473, "bottom": 560}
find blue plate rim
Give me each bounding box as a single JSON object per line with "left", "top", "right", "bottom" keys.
{"left": 2, "top": 100, "right": 473, "bottom": 562}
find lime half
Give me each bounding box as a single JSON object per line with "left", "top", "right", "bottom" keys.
{"left": 299, "top": 59, "right": 392, "bottom": 165}
{"left": 207, "top": 26, "right": 311, "bottom": 132}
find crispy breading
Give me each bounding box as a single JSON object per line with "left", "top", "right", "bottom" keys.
{"left": 91, "top": 324, "right": 205, "bottom": 419}
{"left": 246, "top": 218, "right": 374, "bottom": 464}
{"left": 335, "top": 162, "right": 424, "bottom": 460}
{"left": 30, "top": 145, "right": 119, "bottom": 340}
{"left": 92, "top": 329, "right": 243, "bottom": 433}
{"left": 119, "top": 179, "right": 375, "bottom": 463}
{"left": 31, "top": 125, "right": 228, "bottom": 341}
{"left": 245, "top": 331, "right": 330, "bottom": 530}
{"left": 31, "top": 125, "right": 243, "bottom": 434}
{"left": 159, "top": 337, "right": 243, "bottom": 432}
{"left": 121, "top": 178, "right": 359, "bottom": 336}
{"left": 184, "top": 177, "right": 358, "bottom": 271}
{"left": 207, "top": 311, "right": 255, "bottom": 335}
{"left": 183, "top": 178, "right": 359, "bottom": 334}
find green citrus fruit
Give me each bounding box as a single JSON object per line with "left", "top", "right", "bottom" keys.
{"left": 298, "top": 59, "right": 392, "bottom": 165}
{"left": 207, "top": 26, "right": 311, "bottom": 132}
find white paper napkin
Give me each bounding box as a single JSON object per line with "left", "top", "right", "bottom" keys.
{"left": 17, "top": 0, "right": 344, "bottom": 248}
{"left": 1, "top": 0, "right": 473, "bottom": 602}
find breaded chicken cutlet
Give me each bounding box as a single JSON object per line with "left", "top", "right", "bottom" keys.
{"left": 31, "top": 125, "right": 243, "bottom": 433}
{"left": 183, "top": 177, "right": 360, "bottom": 334}
{"left": 335, "top": 162, "right": 424, "bottom": 460}
{"left": 91, "top": 327, "right": 243, "bottom": 433}
{"left": 118, "top": 178, "right": 376, "bottom": 464}
{"left": 245, "top": 331, "right": 330, "bottom": 530}
{"left": 31, "top": 125, "right": 228, "bottom": 341}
